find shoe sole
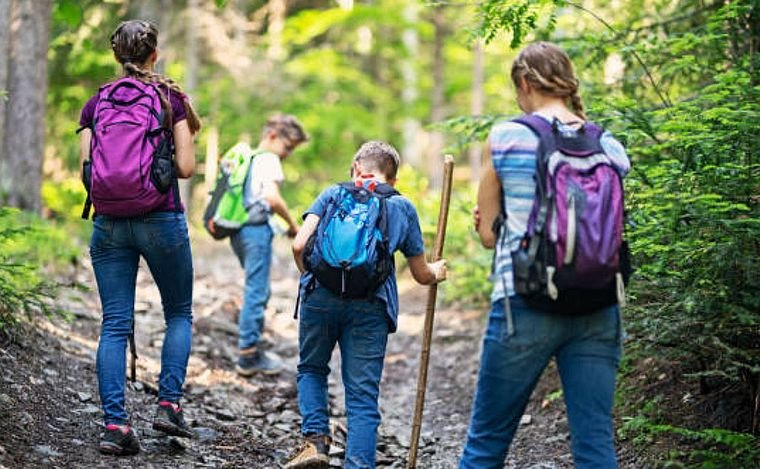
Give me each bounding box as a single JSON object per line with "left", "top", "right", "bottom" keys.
{"left": 153, "top": 419, "right": 195, "bottom": 438}
{"left": 235, "top": 364, "right": 281, "bottom": 377}
{"left": 284, "top": 455, "right": 329, "bottom": 469}
{"left": 98, "top": 442, "right": 139, "bottom": 456}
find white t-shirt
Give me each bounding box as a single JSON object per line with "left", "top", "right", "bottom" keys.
{"left": 243, "top": 151, "right": 284, "bottom": 224}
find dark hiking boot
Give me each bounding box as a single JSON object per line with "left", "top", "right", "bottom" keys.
{"left": 236, "top": 346, "right": 282, "bottom": 376}
{"left": 99, "top": 424, "right": 140, "bottom": 456}
{"left": 152, "top": 401, "right": 195, "bottom": 438}
{"left": 283, "top": 434, "right": 331, "bottom": 469}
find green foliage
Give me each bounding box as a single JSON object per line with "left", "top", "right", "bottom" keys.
{"left": 41, "top": 178, "right": 88, "bottom": 220}
{"left": 396, "top": 165, "right": 492, "bottom": 305}
{"left": 619, "top": 414, "right": 760, "bottom": 467}
{"left": 0, "top": 208, "right": 77, "bottom": 330}
{"left": 476, "top": 0, "right": 563, "bottom": 47}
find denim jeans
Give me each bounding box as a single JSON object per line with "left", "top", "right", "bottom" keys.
{"left": 230, "top": 223, "right": 273, "bottom": 350}
{"left": 90, "top": 212, "right": 193, "bottom": 425}
{"left": 460, "top": 296, "right": 622, "bottom": 469}
{"left": 297, "top": 287, "right": 389, "bottom": 469}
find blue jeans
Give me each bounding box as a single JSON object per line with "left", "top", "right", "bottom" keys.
{"left": 230, "top": 223, "right": 273, "bottom": 350}
{"left": 297, "top": 287, "right": 389, "bottom": 469}
{"left": 460, "top": 296, "right": 622, "bottom": 469}
{"left": 90, "top": 212, "right": 193, "bottom": 425}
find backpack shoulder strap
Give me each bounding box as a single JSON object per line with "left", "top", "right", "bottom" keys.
{"left": 373, "top": 182, "right": 400, "bottom": 198}
{"left": 512, "top": 113, "right": 554, "bottom": 139}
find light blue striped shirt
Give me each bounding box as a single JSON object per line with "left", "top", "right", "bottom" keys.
{"left": 489, "top": 113, "right": 630, "bottom": 303}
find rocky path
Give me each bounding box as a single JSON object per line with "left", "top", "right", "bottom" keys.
{"left": 0, "top": 233, "right": 638, "bottom": 468}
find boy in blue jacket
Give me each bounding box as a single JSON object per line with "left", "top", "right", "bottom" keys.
{"left": 288, "top": 141, "right": 447, "bottom": 468}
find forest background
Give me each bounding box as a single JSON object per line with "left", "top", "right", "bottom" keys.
{"left": 0, "top": 0, "right": 757, "bottom": 466}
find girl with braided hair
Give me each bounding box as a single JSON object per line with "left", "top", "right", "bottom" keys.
{"left": 460, "top": 42, "right": 630, "bottom": 468}
{"left": 79, "top": 20, "right": 201, "bottom": 455}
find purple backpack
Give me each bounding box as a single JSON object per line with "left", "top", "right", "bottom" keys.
{"left": 510, "top": 114, "right": 630, "bottom": 314}
{"left": 80, "top": 77, "right": 178, "bottom": 219}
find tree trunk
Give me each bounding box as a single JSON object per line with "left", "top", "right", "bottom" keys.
{"left": 5, "top": 0, "right": 52, "bottom": 212}
{"left": 468, "top": 39, "right": 484, "bottom": 183}
{"left": 401, "top": 1, "right": 421, "bottom": 168}
{"left": 0, "top": 0, "right": 12, "bottom": 200}
{"left": 267, "top": 0, "right": 286, "bottom": 62}
{"left": 178, "top": 0, "right": 201, "bottom": 216}
{"left": 428, "top": 6, "right": 446, "bottom": 188}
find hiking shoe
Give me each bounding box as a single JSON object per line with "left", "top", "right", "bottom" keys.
{"left": 236, "top": 347, "right": 283, "bottom": 376}
{"left": 152, "top": 401, "right": 195, "bottom": 438}
{"left": 283, "top": 434, "right": 331, "bottom": 469}
{"left": 99, "top": 424, "right": 140, "bottom": 456}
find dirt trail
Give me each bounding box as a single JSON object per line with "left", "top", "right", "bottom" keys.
{"left": 0, "top": 233, "right": 640, "bottom": 468}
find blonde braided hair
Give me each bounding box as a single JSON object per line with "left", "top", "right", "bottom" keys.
{"left": 110, "top": 20, "right": 202, "bottom": 133}
{"left": 511, "top": 42, "right": 586, "bottom": 120}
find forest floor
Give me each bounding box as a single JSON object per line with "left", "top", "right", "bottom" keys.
{"left": 0, "top": 233, "right": 649, "bottom": 468}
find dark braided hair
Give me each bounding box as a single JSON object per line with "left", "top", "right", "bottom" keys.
{"left": 110, "top": 20, "right": 201, "bottom": 133}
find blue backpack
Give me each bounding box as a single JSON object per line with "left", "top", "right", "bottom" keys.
{"left": 304, "top": 181, "right": 399, "bottom": 298}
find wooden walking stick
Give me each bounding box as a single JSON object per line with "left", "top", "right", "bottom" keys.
{"left": 407, "top": 155, "right": 455, "bottom": 469}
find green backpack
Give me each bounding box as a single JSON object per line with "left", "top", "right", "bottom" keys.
{"left": 203, "top": 142, "right": 262, "bottom": 239}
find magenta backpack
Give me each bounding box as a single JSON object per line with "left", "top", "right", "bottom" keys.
{"left": 79, "top": 77, "right": 178, "bottom": 219}
{"left": 509, "top": 114, "right": 631, "bottom": 314}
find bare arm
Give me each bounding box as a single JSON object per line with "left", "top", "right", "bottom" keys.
{"left": 292, "top": 213, "right": 320, "bottom": 273}
{"left": 79, "top": 129, "right": 91, "bottom": 179}
{"left": 476, "top": 145, "right": 501, "bottom": 249}
{"left": 263, "top": 181, "right": 298, "bottom": 237}
{"left": 407, "top": 255, "right": 447, "bottom": 285}
{"left": 173, "top": 120, "right": 195, "bottom": 178}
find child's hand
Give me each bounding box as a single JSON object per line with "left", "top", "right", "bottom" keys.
{"left": 473, "top": 205, "right": 481, "bottom": 231}
{"left": 287, "top": 224, "right": 299, "bottom": 238}
{"left": 429, "top": 259, "right": 447, "bottom": 283}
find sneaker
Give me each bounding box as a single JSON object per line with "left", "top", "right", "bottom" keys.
{"left": 283, "top": 434, "right": 331, "bottom": 469}
{"left": 99, "top": 423, "right": 140, "bottom": 456}
{"left": 152, "top": 401, "right": 195, "bottom": 438}
{"left": 236, "top": 347, "right": 282, "bottom": 376}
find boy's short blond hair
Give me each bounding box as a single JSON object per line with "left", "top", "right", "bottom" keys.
{"left": 262, "top": 113, "right": 308, "bottom": 144}
{"left": 353, "top": 141, "right": 400, "bottom": 180}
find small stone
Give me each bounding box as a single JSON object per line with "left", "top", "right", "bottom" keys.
{"left": 329, "top": 457, "right": 343, "bottom": 467}
{"left": 169, "top": 437, "right": 187, "bottom": 450}
{"left": 519, "top": 414, "right": 532, "bottom": 425}
{"left": 33, "top": 445, "right": 62, "bottom": 458}
{"left": 83, "top": 404, "right": 101, "bottom": 414}
{"left": 77, "top": 392, "right": 92, "bottom": 403}
{"left": 43, "top": 368, "right": 59, "bottom": 377}
{"left": 328, "top": 446, "right": 345, "bottom": 457}
{"left": 274, "top": 423, "right": 291, "bottom": 432}
{"left": 131, "top": 381, "right": 144, "bottom": 392}
{"left": 19, "top": 411, "right": 33, "bottom": 425}
{"left": 279, "top": 410, "right": 299, "bottom": 422}
{"left": 194, "top": 427, "right": 220, "bottom": 443}
{"left": 0, "top": 394, "right": 13, "bottom": 407}
{"left": 211, "top": 407, "right": 236, "bottom": 421}
{"left": 0, "top": 444, "right": 5, "bottom": 454}
{"left": 545, "top": 434, "right": 567, "bottom": 444}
